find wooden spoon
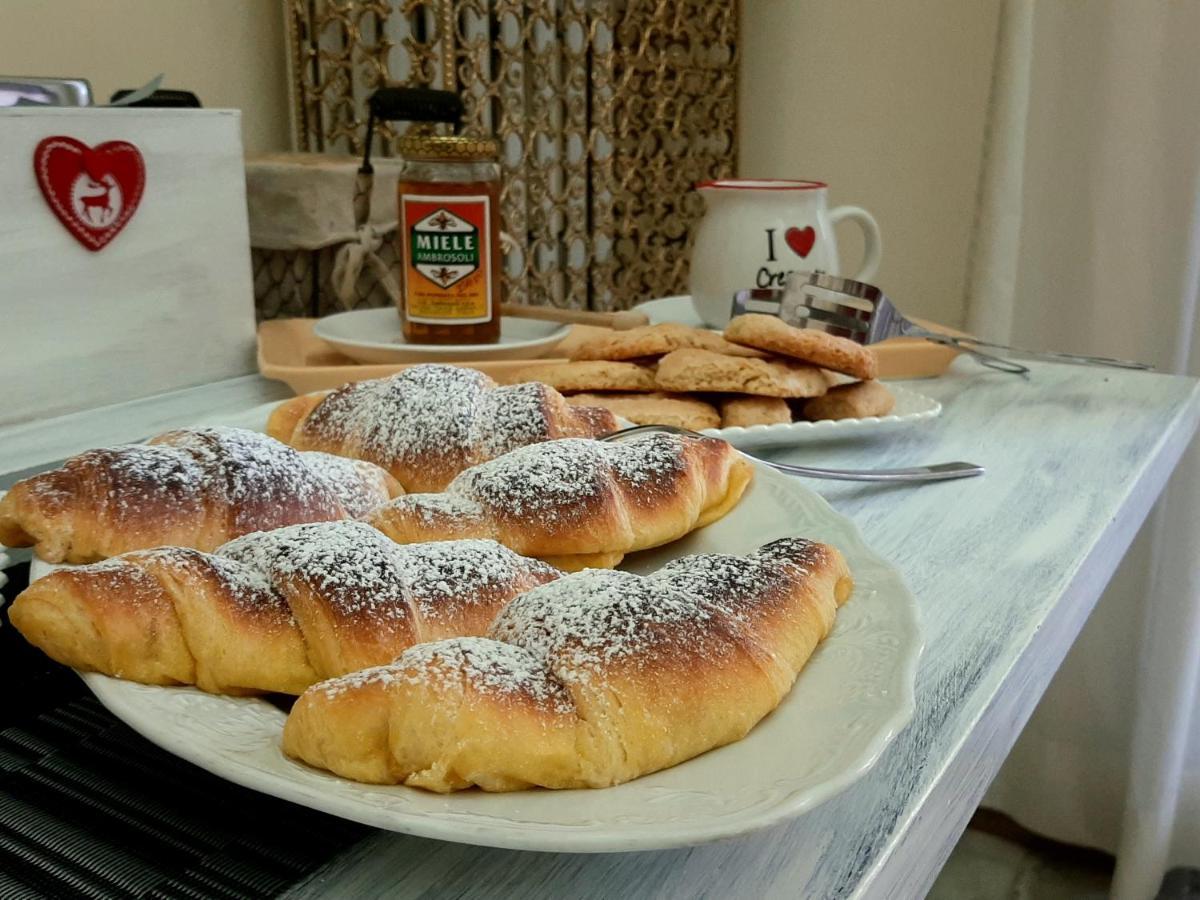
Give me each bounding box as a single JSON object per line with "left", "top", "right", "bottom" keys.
{"left": 501, "top": 303, "right": 649, "bottom": 331}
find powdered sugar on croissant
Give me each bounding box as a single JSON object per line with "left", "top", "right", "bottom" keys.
{"left": 0, "top": 427, "right": 403, "bottom": 563}
{"left": 265, "top": 365, "right": 618, "bottom": 493}
{"left": 9, "top": 520, "right": 561, "bottom": 695}
{"left": 367, "top": 432, "right": 754, "bottom": 571}
{"left": 283, "top": 536, "right": 854, "bottom": 791}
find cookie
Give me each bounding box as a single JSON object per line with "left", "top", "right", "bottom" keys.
{"left": 803, "top": 380, "right": 895, "bottom": 421}
{"left": 566, "top": 392, "right": 721, "bottom": 431}
{"left": 510, "top": 360, "right": 657, "bottom": 393}
{"left": 570, "top": 322, "right": 765, "bottom": 361}
{"left": 725, "top": 313, "right": 878, "bottom": 380}
{"left": 718, "top": 396, "right": 793, "bottom": 428}
{"left": 655, "top": 348, "right": 827, "bottom": 398}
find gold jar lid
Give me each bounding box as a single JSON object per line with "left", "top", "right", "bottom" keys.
{"left": 398, "top": 133, "right": 498, "bottom": 161}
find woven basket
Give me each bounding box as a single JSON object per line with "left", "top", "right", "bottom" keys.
{"left": 246, "top": 152, "right": 403, "bottom": 321}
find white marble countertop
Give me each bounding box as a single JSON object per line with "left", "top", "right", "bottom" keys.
{"left": 3, "top": 360, "right": 1198, "bottom": 899}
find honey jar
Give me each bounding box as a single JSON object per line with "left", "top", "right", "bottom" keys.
{"left": 396, "top": 134, "right": 502, "bottom": 345}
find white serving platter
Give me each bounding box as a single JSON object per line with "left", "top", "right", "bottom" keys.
{"left": 631, "top": 296, "right": 943, "bottom": 448}
{"left": 28, "top": 402, "right": 921, "bottom": 853}
{"left": 634, "top": 294, "right": 707, "bottom": 327}
{"left": 313, "top": 308, "right": 570, "bottom": 364}
{"left": 704, "top": 384, "right": 942, "bottom": 451}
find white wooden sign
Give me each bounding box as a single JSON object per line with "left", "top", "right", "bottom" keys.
{"left": 0, "top": 107, "right": 257, "bottom": 430}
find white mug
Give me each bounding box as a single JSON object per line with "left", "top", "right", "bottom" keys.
{"left": 687, "top": 179, "right": 883, "bottom": 327}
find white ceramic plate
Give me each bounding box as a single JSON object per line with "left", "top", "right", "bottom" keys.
{"left": 0, "top": 493, "right": 9, "bottom": 601}
{"left": 31, "top": 404, "right": 921, "bottom": 854}
{"left": 705, "top": 384, "right": 942, "bottom": 451}
{"left": 631, "top": 296, "right": 943, "bottom": 449}
{"left": 313, "top": 308, "right": 570, "bottom": 364}
{"left": 635, "top": 294, "right": 708, "bottom": 327}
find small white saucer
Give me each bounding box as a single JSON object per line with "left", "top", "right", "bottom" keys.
{"left": 633, "top": 295, "right": 707, "bottom": 328}
{"left": 313, "top": 308, "right": 571, "bottom": 364}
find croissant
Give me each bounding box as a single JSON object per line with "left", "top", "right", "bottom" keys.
{"left": 282, "top": 536, "right": 853, "bottom": 791}
{"left": 0, "top": 427, "right": 403, "bottom": 563}
{"left": 8, "top": 520, "right": 561, "bottom": 696}
{"left": 367, "top": 432, "right": 753, "bottom": 571}
{"left": 265, "top": 364, "right": 619, "bottom": 493}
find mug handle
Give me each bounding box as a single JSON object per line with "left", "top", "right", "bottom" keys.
{"left": 829, "top": 206, "right": 883, "bottom": 282}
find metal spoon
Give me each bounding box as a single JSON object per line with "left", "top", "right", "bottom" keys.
{"left": 599, "top": 424, "right": 984, "bottom": 483}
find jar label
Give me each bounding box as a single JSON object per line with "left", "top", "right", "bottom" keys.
{"left": 401, "top": 194, "right": 492, "bottom": 323}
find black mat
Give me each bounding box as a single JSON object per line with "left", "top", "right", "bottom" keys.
{"left": 0, "top": 563, "right": 370, "bottom": 899}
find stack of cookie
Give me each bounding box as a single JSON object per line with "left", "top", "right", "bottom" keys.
{"left": 510, "top": 315, "right": 896, "bottom": 430}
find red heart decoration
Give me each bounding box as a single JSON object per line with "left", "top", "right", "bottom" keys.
{"left": 784, "top": 225, "right": 816, "bottom": 258}
{"left": 33, "top": 136, "right": 145, "bottom": 252}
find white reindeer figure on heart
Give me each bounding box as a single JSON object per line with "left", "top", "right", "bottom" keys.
{"left": 71, "top": 174, "right": 123, "bottom": 228}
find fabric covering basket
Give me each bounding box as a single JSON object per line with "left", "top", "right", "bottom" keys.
{"left": 246, "top": 152, "right": 404, "bottom": 320}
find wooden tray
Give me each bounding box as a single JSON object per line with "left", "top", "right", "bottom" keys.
{"left": 258, "top": 317, "right": 962, "bottom": 395}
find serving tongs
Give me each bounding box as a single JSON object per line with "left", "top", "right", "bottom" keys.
{"left": 732, "top": 272, "right": 1152, "bottom": 376}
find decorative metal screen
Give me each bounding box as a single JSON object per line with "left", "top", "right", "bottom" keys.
{"left": 285, "top": 0, "right": 738, "bottom": 311}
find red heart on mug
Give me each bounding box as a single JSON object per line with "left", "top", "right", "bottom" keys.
{"left": 33, "top": 136, "right": 146, "bottom": 251}
{"left": 784, "top": 226, "right": 816, "bottom": 258}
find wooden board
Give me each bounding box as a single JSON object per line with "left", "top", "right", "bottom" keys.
{"left": 258, "top": 317, "right": 962, "bottom": 395}
{"left": 1, "top": 107, "right": 257, "bottom": 426}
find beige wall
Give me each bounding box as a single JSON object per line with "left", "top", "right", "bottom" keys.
{"left": 4, "top": 0, "right": 997, "bottom": 321}
{"left": 739, "top": 0, "right": 1001, "bottom": 328}
{"left": 0, "top": 0, "right": 290, "bottom": 155}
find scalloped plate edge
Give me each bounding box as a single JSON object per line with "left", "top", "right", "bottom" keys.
{"left": 69, "top": 460, "right": 921, "bottom": 854}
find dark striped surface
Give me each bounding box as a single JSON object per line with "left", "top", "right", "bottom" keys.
{"left": 1, "top": 563, "right": 370, "bottom": 899}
